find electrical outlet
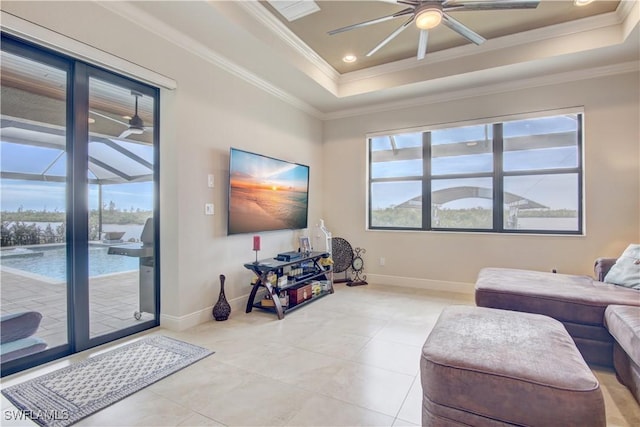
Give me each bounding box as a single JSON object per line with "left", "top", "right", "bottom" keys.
{"left": 205, "top": 203, "right": 214, "bottom": 215}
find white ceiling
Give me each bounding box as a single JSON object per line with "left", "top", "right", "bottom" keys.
{"left": 96, "top": 0, "right": 639, "bottom": 119}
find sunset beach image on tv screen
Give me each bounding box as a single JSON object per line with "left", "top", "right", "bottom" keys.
{"left": 228, "top": 149, "right": 309, "bottom": 235}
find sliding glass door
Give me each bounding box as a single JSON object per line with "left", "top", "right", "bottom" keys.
{"left": 0, "top": 35, "right": 160, "bottom": 375}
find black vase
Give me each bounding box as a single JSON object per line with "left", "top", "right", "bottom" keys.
{"left": 213, "top": 274, "right": 231, "bottom": 321}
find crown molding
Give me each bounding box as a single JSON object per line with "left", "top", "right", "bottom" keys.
{"left": 93, "top": 0, "right": 640, "bottom": 121}
{"left": 97, "top": 1, "right": 324, "bottom": 119}
{"left": 323, "top": 61, "right": 640, "bottom": 121}
{"left": 618, "top": 0, "right": 638, "bottom": 21}
{"left": 8, "top": 0, "right": 634, "bottom": 122}
{"left": 619, "top": 0, "right": 640, "bottom": 38}
{"left": 236, "top": 1, "right": 340, "bottom": 83}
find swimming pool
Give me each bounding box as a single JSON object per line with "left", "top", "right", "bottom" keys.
{"left": 0, "top": 245, "right": 138, "bottom": 281}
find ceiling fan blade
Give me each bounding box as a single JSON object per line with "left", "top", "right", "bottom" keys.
{"left": 443, "top": 0, "right": 539, "bottom": 11}
{"left": 367, "top": 16, "right": 415, "bottom": 57}
{"left": 89, "top": 110, "right": 129, "bottom": 127}
{"left": 118, "top": 128, "right": 133, "bottom": 139}
{"left": 442, "top": 13, "right": 486, "bottom": 45}
{"left": 328, "top": 7, "right": 414, "bottom": 35}
{"left": 417, "top": 29, "right": 429, "bottom": 60}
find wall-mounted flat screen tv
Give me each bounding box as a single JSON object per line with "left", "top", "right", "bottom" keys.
{"left": 228, "top": 148, "right": 310, "bottom": 235}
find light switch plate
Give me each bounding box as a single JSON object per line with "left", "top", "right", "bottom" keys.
{"left": 205, "top": 203, "right": 214, "bottom": 215}
{"left": 207, "top": 174, "right": 215, "bottom": 188}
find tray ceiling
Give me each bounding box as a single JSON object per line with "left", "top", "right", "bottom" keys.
{"left": 262, "top": 1, "right": 620, "bottom": 73}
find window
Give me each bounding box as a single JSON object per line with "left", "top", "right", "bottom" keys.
{"left": 368, "top": 112, "right": 583, "bottom": 234}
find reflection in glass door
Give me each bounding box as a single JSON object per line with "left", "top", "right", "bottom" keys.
{"left": 0, "top": 49, "right": 69, "bottom": 363}
{"left": 87, "top": 77, "right": 156, "bottom": 339}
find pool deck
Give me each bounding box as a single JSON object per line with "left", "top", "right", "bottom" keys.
{"left": 1, "top": 269, "right": 152, "bottom": 349}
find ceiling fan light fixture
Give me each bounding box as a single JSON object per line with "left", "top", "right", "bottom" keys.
{"left": 415, "top": 5, "right": 443, "bottom": 30}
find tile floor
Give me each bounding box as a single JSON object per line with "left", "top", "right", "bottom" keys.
{"left": 2, "top": 283, "right": 640, "bottom": 426}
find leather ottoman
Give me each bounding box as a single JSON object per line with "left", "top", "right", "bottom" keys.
{"left": 421, "top": 306, "right": 605, "bottom": 426}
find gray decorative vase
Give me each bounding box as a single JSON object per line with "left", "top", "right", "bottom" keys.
{"left": 213, "top": 274, "right": 231, "bottom": 321}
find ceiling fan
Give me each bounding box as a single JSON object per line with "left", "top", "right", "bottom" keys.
{"left": 90, "top": 90, "right": 152, "bottom": 139}
{"left": 328, "top": 0, "right": 540, "bottom": 60}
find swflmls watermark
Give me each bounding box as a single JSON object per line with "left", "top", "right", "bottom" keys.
{"left": 4, "top": 409, "right": 70, "bottom": 421}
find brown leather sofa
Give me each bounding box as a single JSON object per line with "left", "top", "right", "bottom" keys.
{"left": 605, "top": 304, "right": 640, "bottom": 403}
{"left": 475, "top": 259, "right": 640, "bottom": 403}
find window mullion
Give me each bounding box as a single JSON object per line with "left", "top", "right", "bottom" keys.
{"left": 493, "top": 123, "right": 503, "bottom": 231}
{"left": 504, "top": 168, "right": 581, "bottom": 177}
{"left": 422, "top": 131, "right": 431, "bottom": 230}
{"left": 576, "top": 114, "right": 584, "bottom": 234}
{"left": 368, "top": 138, "right": 372, "bottom": 229}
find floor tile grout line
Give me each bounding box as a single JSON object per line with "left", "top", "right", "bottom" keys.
{"left": 393, "top": 373, "right": 420, "bottom": 425}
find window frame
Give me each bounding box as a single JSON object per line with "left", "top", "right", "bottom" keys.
{"left": 367, "top": 111, "right": 584, "bottom": 235}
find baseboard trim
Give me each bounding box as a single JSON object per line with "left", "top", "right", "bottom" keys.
{"left": 365, "top": 274, "right": 474, "bottom": 295}
{"left": 160, "top": 296, "right": 247, "bottom": 331}
{"left": 161, "top": 276, "right": 474, "bottom": 330}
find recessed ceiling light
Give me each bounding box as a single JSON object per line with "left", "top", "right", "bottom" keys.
{"left": 122, "top": 115, "right": 132, "bottom": 120}
{"left": 574, "top": 0, "right": 595, "bottom": 6}
{"left": 342, "top": 54, "right": 357, "bottom": 63}
{"left": 88, "top": 117, "right": 95, "bottom": 124}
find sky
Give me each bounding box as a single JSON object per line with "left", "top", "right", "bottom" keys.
{"left": 1, "top": 138, "right": 154, "bottom": 212}
{"left": 1, "top": 180, "right": 153, "bottom": 212}
{"left": 369, "top": 115, "right": 580, "bottom": 210}
{"left": 230, "top": 148, "right": 309, "bottom": 191}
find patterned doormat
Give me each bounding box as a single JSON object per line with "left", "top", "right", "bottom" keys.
{"left": 2, "top": 335, "right": 213, "bottom": 427}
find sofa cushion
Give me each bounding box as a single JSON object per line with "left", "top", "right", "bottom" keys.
{"left": 476, "top": 268, "right": 640, "bottom": 326}
{"left": 0, "top": 312, "right": 42, "bottom": 344}
{"left": 605, "top": 305, "right": 640, "bottom": 364}
{"left": 604, "top": 244, "right": 640, "bottom": 290}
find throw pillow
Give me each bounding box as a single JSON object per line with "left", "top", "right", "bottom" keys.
{"left": 604, "top": 244, "right": 640, "bottom": 290}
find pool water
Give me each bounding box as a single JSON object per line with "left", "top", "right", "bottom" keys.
{"left": 0, "top": 245, "right": 138, "bottom": 281}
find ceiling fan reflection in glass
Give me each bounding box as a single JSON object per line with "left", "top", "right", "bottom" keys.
{"left": 89, "top": 90, "right": 153, "bottom": 140}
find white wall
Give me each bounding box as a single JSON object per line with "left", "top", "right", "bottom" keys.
{"left": 2, "top": 1, "right": 324, "bottom": 329}
{"left": 323, "top": 72, "right": 640, "bottom": 289}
